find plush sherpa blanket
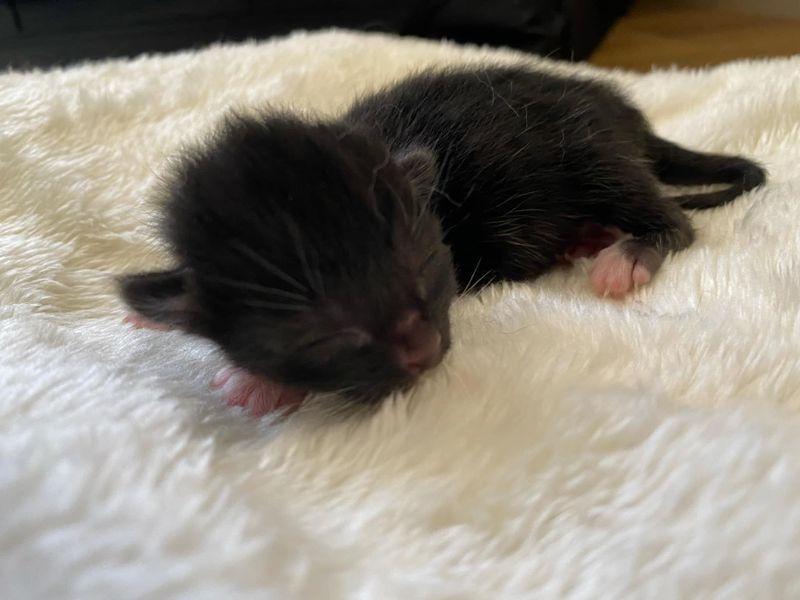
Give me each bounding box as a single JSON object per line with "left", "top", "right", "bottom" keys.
{"left": 1, "top": 29, "right": 799, "bottom": 599}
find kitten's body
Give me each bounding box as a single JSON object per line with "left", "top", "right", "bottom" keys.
{"left": 346, "top": 66, "right": 765, "bottom": 293}
{"left": 120, "top": 66, "right": 766, "bottom": 412}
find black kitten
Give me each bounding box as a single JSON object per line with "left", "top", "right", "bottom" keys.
{"left": 119, "top": 65, "right": 766, "bottom": 409}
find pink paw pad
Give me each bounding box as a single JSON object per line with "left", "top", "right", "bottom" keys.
{"left": 123, "top": 312, "right": 174, "bottom": 331}
{"left": 210, "top": 367, "right": 306, "bottom": 417}
{"left": 589, "top": 244, "right": 653, "bottom": 299}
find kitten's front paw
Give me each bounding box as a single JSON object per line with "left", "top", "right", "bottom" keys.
{"left": 589, "top": 243, "right": 653, "bottom": 298}
{"left": 210, "top": 367, "right": 306, "bottom": 416}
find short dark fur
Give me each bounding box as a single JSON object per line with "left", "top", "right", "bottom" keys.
{"left": 119, "top": 65, "right": 766, "bottom": 405}
{"left": 346, "top": 67, "right": 765, "bottom": 286}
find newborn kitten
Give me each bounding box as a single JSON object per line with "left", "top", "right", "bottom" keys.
{"left": 119, "top": 65, "right": 766, "bottom": 415}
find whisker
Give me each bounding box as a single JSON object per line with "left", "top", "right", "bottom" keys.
{"left": 493, "top": 190, "right": 538, "bottom": 211}
{"left": 461, "top": 257, "right": 493, "bottom": 295}
{"left": 462, "top": 270, "right": 491, "bottom": 295}
{"left": 203, "top": 274, "right": 309, "bottom": 303}
{"left": 461, "top": 256, "right": 482, "bottom": 294}
{"left": 284, "top": 215, "right": 325, "bottom": 297}
{"left": 239, "top": 298, "right": 307, "bottom": 312}
{"left": 231, "top": 240, "right": 309, "bottom": 293}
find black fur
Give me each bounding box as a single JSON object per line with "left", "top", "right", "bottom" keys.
{"left": 345, "top": 67, "right": 766, "bottom": 287}
{"left": 120, "top": 114, "right": 457, "bottom": 404}
{"left": 119, "top": 65, "right": 766, "bottom": 405}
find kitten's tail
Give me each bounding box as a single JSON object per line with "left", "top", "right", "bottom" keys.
{"left": 647, "top": 134, "right": 767, "bottom": 210}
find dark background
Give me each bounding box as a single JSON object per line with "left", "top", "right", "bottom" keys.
{"left": 0, "top": 0, "right": 632, "bottom": 70}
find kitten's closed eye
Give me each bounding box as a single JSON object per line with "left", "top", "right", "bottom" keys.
{"left": 299, "top": 328, "right": 373, "bottom": 362}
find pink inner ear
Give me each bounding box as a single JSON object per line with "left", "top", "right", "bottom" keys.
{"left": 158, "top": 292, "right": 199, "bottom": 330}
{"left": 123, "top": 313, "right": 174, "bottom": 331}
{"left": 119, "top": 268, "right": 196, "bottom": 329}
{"left": 123, "top": 293, "right": 194, "bottom": 331}
{"left": 163, "top": 294, "right": 191, "bottom": 316}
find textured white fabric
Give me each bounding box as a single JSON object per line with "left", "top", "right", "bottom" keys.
{"left": 1, "top": 30, "right": 799, "bottom": 599}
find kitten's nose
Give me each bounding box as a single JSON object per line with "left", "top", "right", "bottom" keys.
{"left": 391, "top": 310, "right": 443, "bottom": 375}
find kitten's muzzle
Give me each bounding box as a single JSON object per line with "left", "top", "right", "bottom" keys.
{"left": 390, "top": 310, "right": 444, "bottom": 376}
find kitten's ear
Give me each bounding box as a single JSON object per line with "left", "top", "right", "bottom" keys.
{"left": 394, "top": 146, "right": 438, "bottom": 198}
{"left": 117, "top": 267, "right": 200, "bottom": 330}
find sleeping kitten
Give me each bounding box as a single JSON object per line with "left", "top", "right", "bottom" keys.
{"left": 119, "top": 66, "right": 766, "bottom": 414}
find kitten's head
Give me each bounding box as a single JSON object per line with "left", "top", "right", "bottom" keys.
{"left": 120, "top": 113, "right": 457, "bottom": 405}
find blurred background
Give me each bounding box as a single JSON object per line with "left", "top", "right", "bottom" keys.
{"left": 1, "top": 0, "right": 799, "bottom": 71}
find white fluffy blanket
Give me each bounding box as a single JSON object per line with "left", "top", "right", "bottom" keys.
{"left": 1, "top": 30, "right": 799, "bottom": 599}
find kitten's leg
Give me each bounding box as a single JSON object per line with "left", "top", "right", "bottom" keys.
{"left": 211, "top": 367, "right": 307, "bottom": 416}
{"left": 561, "top": 224, "right": 624, "bottom": 261}
{"left": 589, "top": 184, "right": 694, "bottom": 298}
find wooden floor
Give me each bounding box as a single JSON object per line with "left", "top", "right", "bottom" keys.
{"left": 590, "top": 0, "right": 800, "bottom": 71}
